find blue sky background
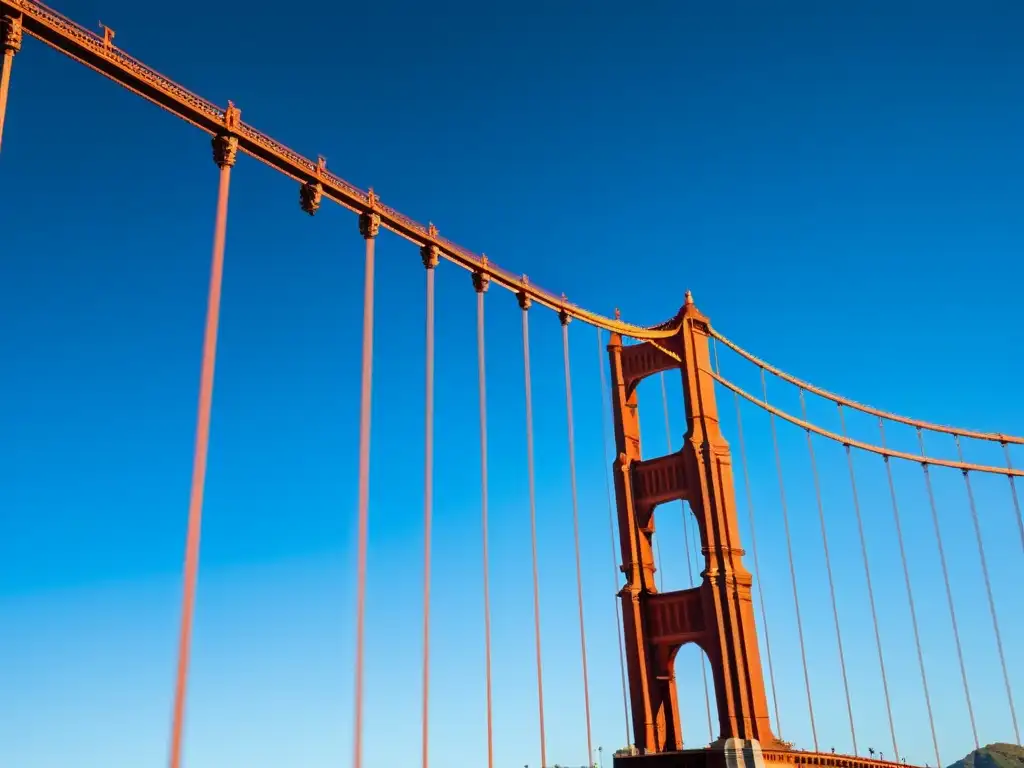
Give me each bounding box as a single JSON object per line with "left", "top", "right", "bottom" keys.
{"left": 1, "top": 1, "right": 1023, "bottom": 767}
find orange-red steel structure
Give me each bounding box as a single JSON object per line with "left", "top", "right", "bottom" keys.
{"left": 0, "top": 0, "right": 679, "bottom": 340}
{"left": 608, "top": 294, "right": 778, "bottom": 759}
{"left": 2, "top": 3, "right": 1022, "bottom": 768}
{"left": 352, "top": 211, "right": 378, "bottom": 768}
{"left": 0, "top": 12, "right": 21, "bottom": 152}
{"left": 167, "top": 125, "right": 238, "bottom": 768}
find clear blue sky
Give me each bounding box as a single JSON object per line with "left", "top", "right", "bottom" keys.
{"left": 1, "top": 1, "right": 1022, "bottom": 766}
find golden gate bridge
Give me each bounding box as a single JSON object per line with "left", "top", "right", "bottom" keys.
{"left": 1, "top": 3, "right": 1021, "bottom": 768}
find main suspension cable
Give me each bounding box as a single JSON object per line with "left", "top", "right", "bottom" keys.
{"left": 352, "top": 212, "right": 379, "bottom": 768}
{"left": 918, "top": 428, "right": 978, "bottom": 750}
{"left": 520, "top": 295, "right": 547, "bottom": 768}
{"left": 706, "top": 369, "right": 1021, "bottom": 476}
{"left": 710, "top": 326, "right": 1024, "bottom": 445}
{"left": 596, "top": 328, "right": 632, "bottom": 748}
{"left": 878, "top": 420, "right": 938, "bottom": 768}
{"left": 1002, "top": 443, "right": 1024, "bottom": 554}
{"left": 761, "top": 369, "right": 817, "bottom": 751}
{"left": 955, "top": 436, "right": 1020, "bottom": 745}
{"left": 474, "top": 273, "right": 495, "bottom": 768}
{"left": 659, "top": 371, "right": 712, "bottom": 743}
{"left": 168, "top": 147, "right": 234, "bottom": 768}
{"left": 421, "top": 249, "right": 437, "bottom": 768}
{"left": 798, "top": 390, "right": 856, "bottom": 755}
{"left": 561, "top": 315, "right": 594, "bottom": 765}
{"left": 713, "top": 343, "right": 781, "bottom": 737}
{"left": 837, "top": 405, "right": 898, "bottom": 761}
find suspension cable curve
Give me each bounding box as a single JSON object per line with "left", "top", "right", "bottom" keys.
{"left": 761, "top": 368, "right": 817, "bottom": 751}
{"left": 955, "top": 436, "right": 1020, "bottom": 745}
{"left": 1002, "top": 443, "right": 1024, "bottom": 554}
{"left": 421, "top": 248, "right": 437, "bottom": 768}
{"left": 706, "top": 368, "right": 1024, "bottom": 477}
{"left": 560, "top": 314, "right": 594, "bottom": 765}
{"left": 798, "top": 389, "right": 856, "bottom": 755}
{"left": 917, "top": 429, "right": 978, "bottom": 750}
{"left": 17, "top": 0, "right": 709, "bottom": 343}
{"left": 168, "top": 146, "right": 233, "bottom": 768}
{"left": 520, "top": 294, "right": 547, "bottom": 768}
{"left": 659, "top": 371, "right": 712, "bottom": 743}
{"left": 877, "top": 419, "right": 939, "bottom": 768}
{"left": 709, "top": 325, "right": 1024, "bottom": 445}
{"left": 474, "top": 272, "right": 495, "bottom": 768}
{"left": 712, "top": 342, "right": 781, "bottom": 738}
{"left": 11, "top": 0, "right": 682, "bottom": 341}
{"left": 837, "top": 405, "right": 898, "bottom": 761}
{"left": 352, "top": 212, "right": 378, "bottom": 768}
{"left": 597, "top": 327, "right": 632, "bottom": 749}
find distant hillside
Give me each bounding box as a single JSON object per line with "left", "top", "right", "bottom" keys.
{"left": 946, "top": 744, "right": 1024, "bottom": 768}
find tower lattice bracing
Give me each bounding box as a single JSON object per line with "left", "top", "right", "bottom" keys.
{"left": 609, "top": 294, "right": 779, "bottom": 755}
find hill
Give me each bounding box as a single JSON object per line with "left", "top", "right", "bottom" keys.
{"left": 946, "top": 744, "right": 1024, "bottom": 768}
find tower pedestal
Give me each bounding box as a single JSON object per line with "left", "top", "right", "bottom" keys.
{"left": 614, "top": 740, "right": 765, "bottom": 768}
{"left": 614, "top": 746, "right": 920, "bottom": 768}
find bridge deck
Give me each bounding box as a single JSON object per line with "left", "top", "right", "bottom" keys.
{"left": 615, "top": 748, "right": 920, "bottom": 768}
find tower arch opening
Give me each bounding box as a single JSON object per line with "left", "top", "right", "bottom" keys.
{"left": 647, "top": 500, "right": 705, "bottom": 596}
{"left": 672, "top": 641, "right": 719, "bottom": 749}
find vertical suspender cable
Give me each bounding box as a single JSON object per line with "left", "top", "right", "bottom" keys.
{"left": 681, "top": 508, "right": 713, "bottom": 743}
{"left": 659, "top": 371, "right": 712, "bottom": 743}
{"left": 1003, "top": 442, "right": 1024, "bottom": 554}
{"left": 762, "top": 368, "right": 817, "bottom": 751}
{"left": 918, "top": 428, "right": 978, "bottom": 749}
{"left": 877, "top": 420, "right": 939, "bottom": 768}
{"left": 999, "top": 442, "right": 1024, "bottom": 557}
{"left": 352, "top": 212, "right": 378, "bottom": 768}
{"left": 713, "top": 343, "right": 781, "bottom": 737}
{"left": 520, "top": 295, "right": 547, "bottom": 768}
{"left": 561, "top": 314, "right": 594, "bottom": 765}
{"left": 837, "top": 404, "right": 898, "bottom": 761}
{"left": 682, "top": 506, "right": 713, "bottom": 743}
{"left": 475, "top": 274, "right": 495, "bottom": 768}
{"left": 798, "top": 390, "right": 856, "bottom": 755}
{"left": 0, "top": 14, "right": 21, "bottom": 155}
{"left": 168, "top": 141, "right": 234, "bottom": 768}
{"left": 597, "top": 328, "right": 632, "bottom": 749}
{"left": 955, "top": 436, "right": 1020, "bottom": 745}
{"left": 421, "top": 249, "right": 438, "bottom": 768}
{"left": 632, "top": 338, "right": 663, "bottom": 594}
{"left": 688, "top": 504, "right": 715, "bottom": 743}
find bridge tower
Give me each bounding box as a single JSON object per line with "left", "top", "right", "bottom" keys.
{"left": 610, "top": 293, "right": 780, "bottom": 766}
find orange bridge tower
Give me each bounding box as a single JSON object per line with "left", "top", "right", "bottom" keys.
{"left": 610, "top": 293, "right": 781, "bottom": 768}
